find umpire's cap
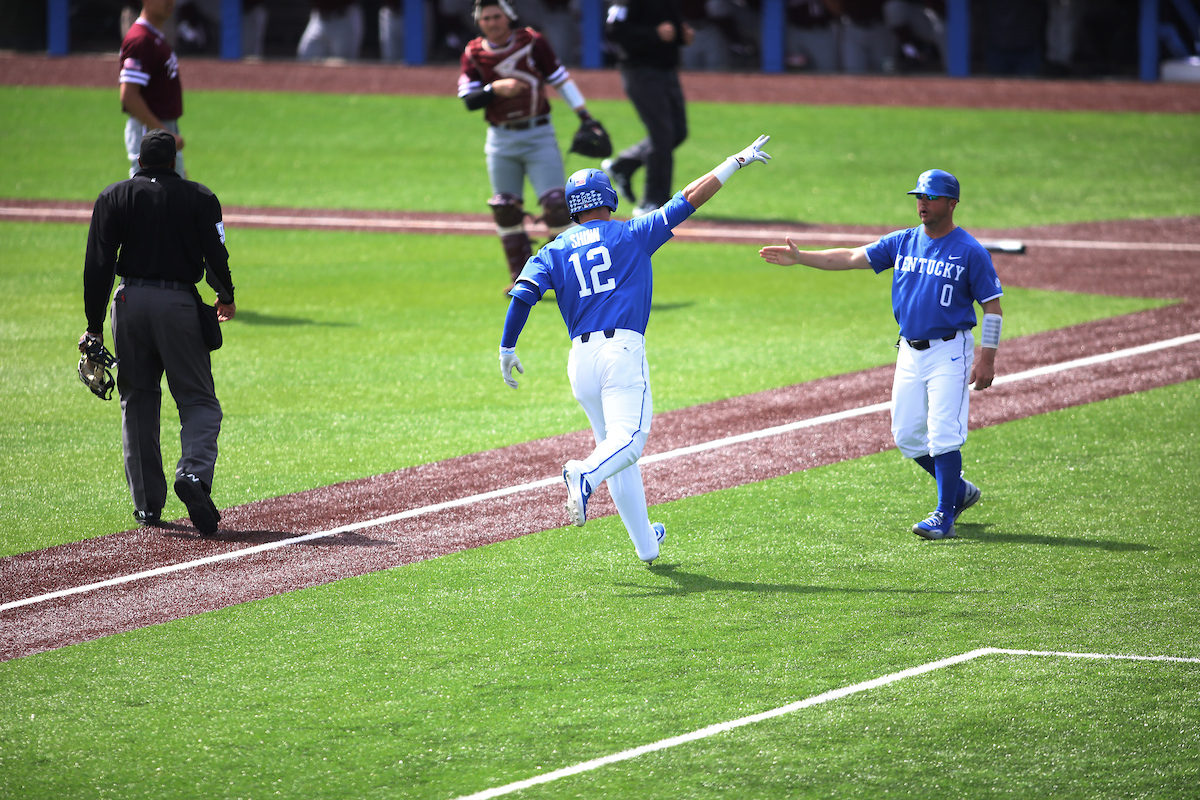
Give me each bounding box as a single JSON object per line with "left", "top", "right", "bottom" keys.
{"left": 566, "top": 168, "right": 619, "bottom": 221}
{"left": 907, "top": 169, "right": 960, "bottom": 200}
{"left": 139, "top": 129, "right": 177, "bottom": 167}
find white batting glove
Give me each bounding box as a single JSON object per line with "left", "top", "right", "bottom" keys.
{"left": 499, "top": 347, "right": 524, "bottom": 389}
{"left": 732, "top": 134, "right": 771, "bottom": 168}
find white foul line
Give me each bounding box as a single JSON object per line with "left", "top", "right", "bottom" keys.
{"left": 452, "top": 647, "right": 1200, "bottom": 800}
{"left": 4, "top": 207, "right": 1199, "bottom": 252}
{"left": 3, "top": 331, "right": 1198, "bottom": 614}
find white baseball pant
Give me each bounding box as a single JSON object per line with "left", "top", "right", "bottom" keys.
{"left": 567, "top": 329, "right": 659, "bottom": 562}
{"left": 891, "top": 330, "right": 974, "bottom": 459}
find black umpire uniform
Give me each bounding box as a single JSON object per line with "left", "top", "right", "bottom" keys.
{"left": 605, "top": 0, "right": 689, "bottom": 212}
{"left": 81, "top": 129, "right": 235, "bottom": 534}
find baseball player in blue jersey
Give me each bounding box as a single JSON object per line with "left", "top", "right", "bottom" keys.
{"left": 760, "top": 169, "right": 1004, "bottom": 540}
{"left": 499, "top": 135, "right": 772, "bottom": 563}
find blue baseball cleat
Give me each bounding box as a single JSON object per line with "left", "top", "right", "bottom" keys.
{"left": 913, "top": 510, "right": 955, "bottom": 540}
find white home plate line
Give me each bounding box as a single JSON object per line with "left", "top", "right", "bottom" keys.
{"left": 451, "top": 647, "right": 1200, "bottom": 800}
{"left": 2, "top": 332, "right": 1198, "bottom": 614}
{"left": 3, "top": 207, "right": 1198, "bottom": 252}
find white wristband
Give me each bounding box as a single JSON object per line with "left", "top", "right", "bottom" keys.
{"left": 981, "top": 313, "right": 1002, "bottom": 349}
{"left": 710, "top": 156, "right": 740, "bottom": 186}
{"left": 557, "top": 79, "right": 586, "bottom": 111}
{"left": 499, "top": 346, "right": 515, "bottom": 355}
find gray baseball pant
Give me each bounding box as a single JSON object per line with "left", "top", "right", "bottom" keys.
{"left": 125, "top": 117, "right": 186, "bottom": 179}
{"left": 111, "top": 283, "right": 222, "bottom": 514}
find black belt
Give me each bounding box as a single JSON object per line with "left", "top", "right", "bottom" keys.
{"left": 492, "top": 116, "right": 550, "bottom": 131}
{"left": 579, "top": 329, "right": 616, "bottom": 343}
{"left": 121, "top": 277, "right": 192, "bottom": 291}
{"left": 904, "top": 332, "right": 958, "bottom": 351}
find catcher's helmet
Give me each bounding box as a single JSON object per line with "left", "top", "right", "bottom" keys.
{"left": 473, "top": 0, "right": 517, "bottom": 22}
{"left": 907, "top": 169, "right": 960, "bottom": 200}
{"left": 565, "top": 168, "right": 618, "bottom": 221}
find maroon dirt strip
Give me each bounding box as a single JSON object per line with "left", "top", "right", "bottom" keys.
{"left": 4, "top": 53, "right": 1200, "bottom": 113}
{"left": 3, "top": 55, "right": 1198, "bottom": 661}
{"left": 2, "top": 218, "right": 1198, "bottom": 662}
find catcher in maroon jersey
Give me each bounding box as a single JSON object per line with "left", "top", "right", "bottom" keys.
{"left": 119, "top": 0, "right": 186, "bottom": 178}
{"left": 458, "top": 0, "right": 608, "bottom": 289}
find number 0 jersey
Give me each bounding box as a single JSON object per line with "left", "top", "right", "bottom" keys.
{"left": 510, "top": 192, "right": 696, "bottom": 338}
{"left": 864, "top": 225, "right": 1004, "bottom": 341}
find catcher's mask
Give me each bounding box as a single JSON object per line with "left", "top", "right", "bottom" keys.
{"left": 78, "top": 338, "right": 118, "bottom": 401}
{"left": 565, "top": 168, "right": 619, "bottom": 221}
{"left": 907, "top": 168, "right": 960, "bottom": 200}
{"left": 473, "top": 0, "right": 518, "bottom": 23}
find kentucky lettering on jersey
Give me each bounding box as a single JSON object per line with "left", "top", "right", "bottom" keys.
{"left": 864, "top": 225, "right": 1003, "bottom": 340}
{"left": 511, "top": 193, "right": 696, "bottom": 338}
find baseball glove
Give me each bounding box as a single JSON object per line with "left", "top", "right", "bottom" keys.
{"left": 569, "top": 117, "right": 613, "bottom": 159}
{"left": 78, "top": 338, "right": 118, "bottom": 401}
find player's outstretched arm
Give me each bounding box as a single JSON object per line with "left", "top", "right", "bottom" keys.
{"left": 759, "top": 237, "right": 871, "bottom": 270}
{"left": 682, "top": 135, "right": 771, "bottom": 210}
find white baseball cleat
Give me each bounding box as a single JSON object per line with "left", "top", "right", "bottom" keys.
{"left": 955, "top": 479, "right": 981, "bottom": 522}
{"left": 642, "top": 522, "right": 667, "bottom": 564}
{"left": 562, "top": 460, "right": 592, "bottom": 527}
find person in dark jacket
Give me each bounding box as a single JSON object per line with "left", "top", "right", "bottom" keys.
{"left": 80, "top": 129, "right": 235, "bottom": 535}
{"left": 602, "top": 0, "right": 692, "bottom": 216}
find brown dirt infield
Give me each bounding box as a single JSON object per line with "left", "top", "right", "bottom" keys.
{"left": 2, "top": 56, "right": 1198, "bottom": 662}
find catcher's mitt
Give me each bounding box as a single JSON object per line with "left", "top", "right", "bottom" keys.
{"left": 78, "top": 338, "right": 118, "bottom": 401}
{"left": 569, "top": 117, "right": 613, "bottom": 159}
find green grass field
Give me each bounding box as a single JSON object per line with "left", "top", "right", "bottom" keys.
{"left": 0, "top": 221, "right": 1164, "bottom": 554}
{"left": 3, "top": 86, "right": 1200, "bottom": 226}
{"left": 1, "top": 83, "right": 1198, "bottom": 799}
{"left": 2, "top": 383, "right": 1198, "bottom": 799}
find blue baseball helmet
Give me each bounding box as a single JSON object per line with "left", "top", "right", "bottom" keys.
{"left": 565, "top": 168, "right": 619, "bottom": 220}
{"left": 907, "top": 169, "right": 960, "bottom": 200}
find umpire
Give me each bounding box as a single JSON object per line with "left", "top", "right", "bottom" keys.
{"left": 603, "top": 0, "right": 691, "bottom": 216}
{"left": 80, "top": 129, "right": 235, "bottom": 535}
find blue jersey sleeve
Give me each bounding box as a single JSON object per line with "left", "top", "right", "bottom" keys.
{"left": 511, "top": 251, "right": 553, "bottom": 304}
{"left": 626, "top": 192, "right": 695, "bottom": 254}
{"left": 864, "top": 231, "right": 902, "bottom": 274}
{"left": 967, "top": 247, "right": 1004, "bottom": 304}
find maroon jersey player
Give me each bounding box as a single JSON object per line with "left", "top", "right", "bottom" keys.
{"left": 458, "top": 0, "right": 595, "bottom": 290}
{"left": 119, "top": 0, "right": 186, "bottom": 178}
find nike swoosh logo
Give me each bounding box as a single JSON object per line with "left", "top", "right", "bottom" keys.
{"left": 948, "top": 256, "right": 962, "bottom": 260}
{"left": 951, "top": 356, "right": 962, "bottom": 361}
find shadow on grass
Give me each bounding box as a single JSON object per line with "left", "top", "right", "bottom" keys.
{"left": 620, "top": 564, "right": 972, "bottom": 597}
{"left": 650, "top": 301, "right": 696, "bottom": 312}
{"left": 231, "top": 310, "right": 353, "bottom": 327}
{"left": 955, "top": 523, "right": 1156, "bottom": 551}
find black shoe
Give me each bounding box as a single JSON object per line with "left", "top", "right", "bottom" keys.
{"left": 601, "top": 158, "right": 637, "bottom": 205}
{"left": 133, "top": 508, "right": 162, "bottom": 526}
{"left": 173, "top": 473, "right": 221, "bottom": 535}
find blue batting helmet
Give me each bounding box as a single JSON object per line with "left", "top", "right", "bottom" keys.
{"left": 907, "top": 169, "right": 960, "bottom": 200}
{"left": 565, "top": 168, "right": 619, "bottom": 220}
